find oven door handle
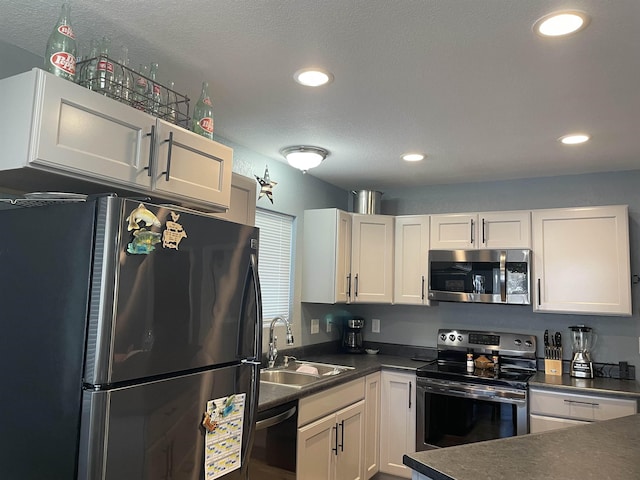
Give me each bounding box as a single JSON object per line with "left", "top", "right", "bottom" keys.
{"left": 419, "top": 383, "right": 526, "bottom": 405}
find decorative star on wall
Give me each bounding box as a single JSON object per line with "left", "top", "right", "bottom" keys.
{"left": 255, "top": 165, "right": 277, "bottom": 204}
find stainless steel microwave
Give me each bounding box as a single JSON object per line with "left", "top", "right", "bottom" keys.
{"left": 428, "top": 249, "right": 531, "bottom": 305}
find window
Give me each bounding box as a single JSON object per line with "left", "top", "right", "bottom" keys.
{"left": 255, "top": 208, "right": 294, "bottom": 325}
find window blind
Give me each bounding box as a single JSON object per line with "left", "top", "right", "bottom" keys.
{"left": 255, "top": 209, "right": 294, "bottom": 324}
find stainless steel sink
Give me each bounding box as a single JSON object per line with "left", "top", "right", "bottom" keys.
{"left": 260, "top": 360, "right": 354, "bottom": 388}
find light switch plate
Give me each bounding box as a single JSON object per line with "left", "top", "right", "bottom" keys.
{"left": 326, "top": 319, "right": 332, "bottom": 333}
{"left": 372, "top": 318, "right": 380, "bottom": 333}
{"left": 311, "top": 318, "right": 319, "bottom": 334}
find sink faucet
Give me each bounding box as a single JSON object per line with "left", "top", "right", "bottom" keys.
{"left": 268, "top": 316, "right": 294, "bottom": 368}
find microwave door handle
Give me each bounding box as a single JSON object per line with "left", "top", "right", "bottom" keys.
{"left": 500, "top": 250, "right": 507, "bottom": 302}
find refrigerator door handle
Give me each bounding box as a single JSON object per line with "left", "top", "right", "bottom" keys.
{"left": 241, "top": 358, "right": 261, "bottom": 366}
{"left": 241, "top": 252, "right": 263, "bottom": 469}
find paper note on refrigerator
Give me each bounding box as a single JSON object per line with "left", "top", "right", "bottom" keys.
{"left": 204, "top": 393, "right": 246, "bottom": 479}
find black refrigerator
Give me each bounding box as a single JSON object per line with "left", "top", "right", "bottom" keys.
{"left": 0, "top": 195, "right": 262, "bottom": 480}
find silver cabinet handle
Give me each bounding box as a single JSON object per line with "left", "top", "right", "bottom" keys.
{"left": 537, "top": 278, "right": 541, "bottom": 306}
{"left": 332, "top": 424, "right": 338, "bottom": 455}
{"left": 564, "top": 399, "right": 600, "bottom": 407}
{"left": 482, "top": 218, "right": 486, "bottom": 244}
{"left": 409, "top": 381, "right": 412, "bottom": 409}
{"left": 421, "top": 275, "right": 425, "bottom": 300}
{"left": 339, "top": 420, "right": 345, "bottom": 452}
{"left": 346, "top": 273, "right": 351, "bottom": 299}
{"left": 354, "top": 274, "right": 359, "bottom": 298}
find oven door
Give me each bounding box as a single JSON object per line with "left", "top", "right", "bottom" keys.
{"left": 416, "top": 377, "right": 528, "bottom": 451}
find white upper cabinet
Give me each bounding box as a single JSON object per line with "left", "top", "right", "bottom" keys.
{"left": 532, "top": 205, "right": 631, "bottom": 316}
{"left": 430, "top": 211, "right": 531, "bottom": 249}
{"left": 302, "top": 209, "right": 353, "bottom": 304}
{"left": 394, "top": 215, "right": 430, "bottom": 305}
{"left": 351, "top": 213, "right": 394, "bottom": 303}
{"left": 0, "top": 68, "right": 232, "bottom": 212}
{"left": 212, "top": 173, "right": 256, "bottom": 225}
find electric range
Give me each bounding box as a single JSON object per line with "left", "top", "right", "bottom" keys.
{"left": 415, "top": 329, "right": 538, "bottom": 450}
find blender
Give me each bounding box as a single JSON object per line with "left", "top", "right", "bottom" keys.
{"left": 570, "top": 325, "right": 595, "bottom": 378}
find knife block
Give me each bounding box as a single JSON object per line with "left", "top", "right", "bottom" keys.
{"left": 544, "top": 348, "right": 563, "bottom": 376}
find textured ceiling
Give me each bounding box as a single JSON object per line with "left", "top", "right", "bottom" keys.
{"left": 1, "top": 1, "right": 639, "bottom": 190}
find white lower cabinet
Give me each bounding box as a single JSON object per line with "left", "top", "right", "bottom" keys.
{"left": 379, "top": 371, "right": 416, "bottom": 478}
{"left": 298, "top": 378, "right": 366, "bottom": 480}
{"left": 529, "top": 387, "right": 638, "bottom": 433}
{"left": 364, "top": 372, "right": 381, "bottom": 479}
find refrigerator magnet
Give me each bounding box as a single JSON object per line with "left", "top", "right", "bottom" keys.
{"left": 125, "top": 203, "right": 161, "bottom": 231}
{"left": 126, "top": 229, "right": 162, "bottom": 255}
{"left": 162, "top": 211, "right": 188, "bottom": 250}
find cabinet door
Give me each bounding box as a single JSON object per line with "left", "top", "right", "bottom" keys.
{"left": 532, "top": 205, "right": 631, "bottom": 315}
{"left": 154, "top": 120, "right": 232, "bottom": 210}
{"left": 33, "top": 68, "right": 154, "bottom": 189}
{"left": 297, "top": 414, "right": 336, "bottom": 480}
{"left": 480, "top": 211, "right": 531, "bottom": 249}
{"left": 351, "top": 214, "right": 394, "bottom": 303}
{"left": 380, "top": 371, "right": 416, "bottom": 478}
{"left": 364, "top": 373, "right": 381, "bottom": 479}
{"left": 302, "top": 209, "right": 352, "bottom": 304}
{"left": 394, "top": 215, "right": 430, "bottom": 305}
{"left": 430, "top": 214, "right": 475, "bottom": 249}
{"left": 212, "top": 173, "right": 256, "bottom": 225}
{"left": 336, "top": 400, "right": 366, "bottom": 480}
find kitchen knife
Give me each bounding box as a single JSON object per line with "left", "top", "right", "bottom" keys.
{"left": 555, "top": 332, "right": 562, "bottom": 349}
{"left": 544, "top": 329, "right": 549, "bottom": 347}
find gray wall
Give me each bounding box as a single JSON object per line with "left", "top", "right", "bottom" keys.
{"left": 304, "top": 170, "right": 640, "bottom": 365}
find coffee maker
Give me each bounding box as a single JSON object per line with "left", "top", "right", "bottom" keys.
{"left": 570, "top": 325, "right": 595, "bottom": 378}
{"left": 342, "top": 318, "right": 365, "bottom": 353}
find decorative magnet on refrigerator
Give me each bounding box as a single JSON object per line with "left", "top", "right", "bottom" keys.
{"left": 126, "top": 203, "right": 161, "bottom": 231}
{"left": 126, "top": 229, "right": 162, "bottom": 254}
{"left": 255, "top": 165, "right": 277, "bottom": 204}
{"left": 162, "top": 211, "right": 188, "bottom": 250}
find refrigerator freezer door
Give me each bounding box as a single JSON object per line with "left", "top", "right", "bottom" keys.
{"left": 79, "top": 363, "right": 257, "bottom": 480}
{"left": 86, "top": 199, "right": 261, "bottom": 385}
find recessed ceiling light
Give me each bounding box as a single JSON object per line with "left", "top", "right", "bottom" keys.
{"left": 534, "top": 11, "right": 590, "bottom": 37}
{"left": 293, "top": 68, "right": 334, "bottom": 87}
{"left": 402, "top": 153, "right": 425, "bottom": 162}
{"left": 559, "top": 134, "right": 591, "bottom": 145}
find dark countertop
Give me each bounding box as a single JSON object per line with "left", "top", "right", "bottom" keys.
{"left": 529, "top": 372, "right": 640, "bottom": 397}
{"left": 403, "top": 413, "right": 640, "bottom": 480}
{"left": 258, "top": 352, "right": 427, "bottom": 411}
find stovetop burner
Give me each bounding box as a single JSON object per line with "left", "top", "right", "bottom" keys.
{"left": 416, "top": 328, "right": 538, "bottom": 389}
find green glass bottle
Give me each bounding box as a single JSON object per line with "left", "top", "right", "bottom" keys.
{"left": 45, "top": 3, "right": 77, "bottom": 81}
{"left": 192, "top": 81, "right": 214, "bottom": 140}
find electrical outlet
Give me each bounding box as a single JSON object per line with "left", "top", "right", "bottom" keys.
{"left": 326, "top": 319, "right": 332, "bottom": 333}
{"left": 372, "top": 318, "right": 380, "bottom": 333}
{"left": 311, "top": 318, "right": 319, "bottom": 334}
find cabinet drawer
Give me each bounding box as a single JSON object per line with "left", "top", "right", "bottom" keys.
{"left": 529, "top": 413, "right": 588, "bottom": 433}
{"left": 298, "top": 378, "right": 365, "bottom": 427}
{"left": 529, "top": 389, "right": 637, "bottom": 421}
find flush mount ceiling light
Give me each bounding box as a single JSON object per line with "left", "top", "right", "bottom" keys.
{"left": 534, "top": 10, "right": 590, "bottom": 37}
{"left": 559, "top": 133, "right": 591, "bottom": 145}
{"left": 293, "top": 68, "right": 334, "bottom": 87}
{"left": 281, "top": 146, "right": 329, "bottom": 172}
{"left": 402, "top": 153, "right": 425, "bottom": 162}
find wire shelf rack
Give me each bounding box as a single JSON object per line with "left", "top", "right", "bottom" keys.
{"left": 76, "top": 57, "right": 191, "bottom": 129}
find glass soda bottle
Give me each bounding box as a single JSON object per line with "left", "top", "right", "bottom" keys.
{"left": 164, "top": 81, "right": 177, "bottom": 124}
{"left": 147, "top": 62, "right": 162, "bottom": 116}
{"left": 192, "top": 81, "right": 214, "bottom": 140}
{"left": 133, "top": 64, "right": 149, "bottom": 111}
{"left": 45, "top": 3, "right": 77, "bottom": 81}
{"left": 84, "top": 38, "right": 99, "bottom": 90}
{"left": 97, "top": 36, "right": 114, "bottom": 96}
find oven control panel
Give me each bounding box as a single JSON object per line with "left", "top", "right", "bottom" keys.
{"left": 437, "top": 329, "right": 536, "bottom": 355}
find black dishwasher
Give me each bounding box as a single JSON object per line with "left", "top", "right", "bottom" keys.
{"left": 248, "top": 401, "right": 298, "bottom": 480}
